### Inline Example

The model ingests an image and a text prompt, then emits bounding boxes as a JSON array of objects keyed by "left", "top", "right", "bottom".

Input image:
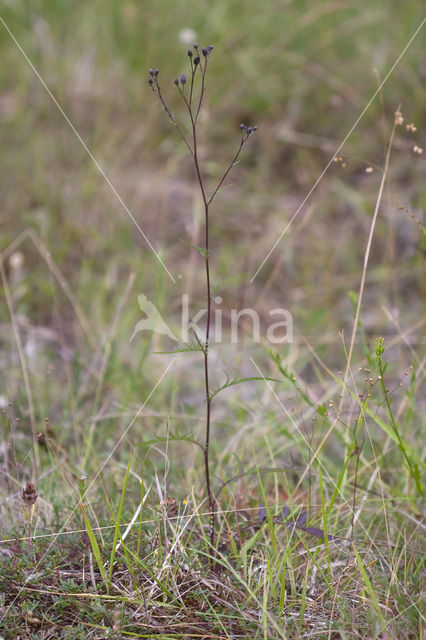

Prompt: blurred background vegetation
[{"left": 0, "top": 0, "right": 424, "bottom": 482}]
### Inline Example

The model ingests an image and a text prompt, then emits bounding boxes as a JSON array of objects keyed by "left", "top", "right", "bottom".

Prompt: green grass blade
[{"left": 108, "top": 455, "right": 132, "bottom": 593}]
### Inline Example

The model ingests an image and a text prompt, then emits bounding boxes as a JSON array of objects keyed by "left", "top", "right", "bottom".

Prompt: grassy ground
[{"left": 0, "top": 1, "right": 425, "bottom": 638}]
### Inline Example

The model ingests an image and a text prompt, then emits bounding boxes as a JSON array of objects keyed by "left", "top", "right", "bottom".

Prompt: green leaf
[
  {"left": 180, "top": 239, "right": 207, "bottom": 257},
  {"left": 353, "top": 544, "right": 385, "bottom": 625},
  {"left": 81, "top": 507, "right": 108, "bottom": 588},
  {"left": 210, "top": 375, "right": 280, "bottom": 401},
  {"left": 153, "top": 344, "right": 204, "bottom": 354},
  {"left": 137, "top": 430, "right": 203, "bottom": 451},
  {"left": 107, "top": 455, "right": 131, "bottom": 594}
]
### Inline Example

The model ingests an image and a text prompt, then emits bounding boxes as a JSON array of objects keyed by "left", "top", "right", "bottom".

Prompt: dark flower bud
[
  {"left": 240, "top": 123, "right": 246, "bottom": 130},
  {"left": 202, "top": 47, "right": 208, "bottom": 57},
  {"left": 148, "top": 78, "right": 153, "bottom": 85},
  {"left": 174, "top": 78, "right": 179, "bottom": 86},
  {"left": 187, "top": 49, "right": 193, "bottom": 57},
  {"left": 154, "top": 69, "right": 159, "bottom": 77},
  {"left": 180, "top": 73, "right": 187, "bottom": 85},
  {"left": 253, "top": 125, "right": 258, "bottom": 131},
  {"left": 208, "top": 45, "right": 214, "bottom": 51},
  {"left": 247, "top": 127, "right": 253, "bottom": 134},
  {"left": 149, "top": 68, "right": 154, "bottom": 76},
  {"left": 193, "top": 43, "right": 198, "bottom": 49},
  {"left": 194, "top": 56, "right": 200, "bottom": 66}
]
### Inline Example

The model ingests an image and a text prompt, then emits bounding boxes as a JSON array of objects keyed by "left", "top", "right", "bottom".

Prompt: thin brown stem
[
  {"left": 149, "top": 48, "right": 256, "bottom": 567},
  {"left": 191, "top": 115, "right": 216, "bottom": 555},
  {"left": 195, "top": 59, "right": 207, "bottom": 124},
  {"left": 208, "top": 139, "right": 245, "bottom": 205},
  {"left": 154, "top": 83, "right": 193, "bottom": 155}
]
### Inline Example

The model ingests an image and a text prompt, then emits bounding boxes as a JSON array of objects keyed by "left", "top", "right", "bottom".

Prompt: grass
[{"left": 0, "top": 1, "right": 425, "bottom": 638}]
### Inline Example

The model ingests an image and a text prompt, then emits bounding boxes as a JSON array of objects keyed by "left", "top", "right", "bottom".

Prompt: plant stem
[
  {"left": 149, "top": 53, "right": 256, "bottom": 563},
  {"left": 191, "top": 120, "right": 216, "bottom": 554},
  {"left": 377, "top": 354, "right": 423, "bottom": 496}
]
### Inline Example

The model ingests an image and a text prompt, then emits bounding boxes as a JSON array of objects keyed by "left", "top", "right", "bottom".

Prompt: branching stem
[{"left": 149, "top": 49, "right": 257, "bottom": 565}]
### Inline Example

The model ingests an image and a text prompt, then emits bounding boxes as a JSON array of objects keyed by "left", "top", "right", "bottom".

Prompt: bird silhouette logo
[{"left": 130, "top": 294, "right": 178, "bottom": 343}]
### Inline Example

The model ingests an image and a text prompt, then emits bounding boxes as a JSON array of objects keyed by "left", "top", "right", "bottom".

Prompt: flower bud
[
  {"left": 240, "top": 123, "right": 246, "bottom": 130},
  {"left": 174, "top": 78, "right": 179, "bottom": 86},
  {"left": 149, "top": 68, "right": 154, "bottom": 76},
  {"left": 202, "top": 47, "right": 208, "bottom": 57},
  {"left": 180, "top": 73, "right": 187, "bottom": 85},
  {"left": 194, "top": 56, "right": 200, "bottom": 66},
  {"left": 187, "top": 49, "right": 193, "bottom": 57}
]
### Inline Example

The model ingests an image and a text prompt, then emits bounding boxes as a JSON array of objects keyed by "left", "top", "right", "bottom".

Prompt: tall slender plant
[{"left": 148, "top": 46, "right": 257, "bottom": 549}]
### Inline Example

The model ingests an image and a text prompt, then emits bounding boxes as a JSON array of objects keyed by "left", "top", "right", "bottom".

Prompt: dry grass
[{"left": 0, "top": 2, "right": 425, "bottom": 638}]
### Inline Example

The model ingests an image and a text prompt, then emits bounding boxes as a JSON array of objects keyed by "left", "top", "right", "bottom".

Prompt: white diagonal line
[
  {"left": 0, "top": 15, "right": 176, "bottom": 283},
  {"left": 1, "top": 504, "right": 424, "bottom": 545},
  {"left": 250, "top": 16, "right": 426, "bottom": 283},
  {"left": 0, "top": 357, "right": 176, "bottom": 623}
]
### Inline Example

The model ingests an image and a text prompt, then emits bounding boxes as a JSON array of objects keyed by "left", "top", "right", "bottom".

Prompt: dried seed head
[
  {"left": 22, "top": 482, "right": 37, "bottom": 508},
  {"left": 394, "top": 109, "right": 404, "bottom": 126},
  {"left": 160, "top": 496, "right": 178, "bottom": 516}
]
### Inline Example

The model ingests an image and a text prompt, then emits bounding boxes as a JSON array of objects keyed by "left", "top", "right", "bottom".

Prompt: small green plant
[
  {"left": 148, "top": 45, "right": 257, "bottom": 552},
  {"left": 375, "top": 337, "right": 424, "bottom": 497}
]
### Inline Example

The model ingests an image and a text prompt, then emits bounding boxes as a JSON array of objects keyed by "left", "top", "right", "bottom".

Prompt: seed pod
[{"left": 22, "top": 482, "right": 37, "bottom": 507}]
